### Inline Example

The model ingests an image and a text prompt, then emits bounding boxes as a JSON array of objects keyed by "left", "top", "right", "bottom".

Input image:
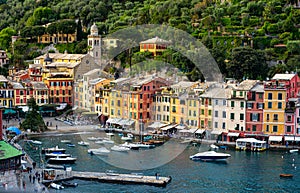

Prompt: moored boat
[
  {"left": 47, "top": 156, "right": 77, "bottom": 164},
  {"left": 88, "top": 147, "right": 110, "bottom": 155},
  {"left": 50, "top": 183, "right": 64, "bottom": 190},
  {"left": 289, "top": 149, "right": 298, "bottom": 153},
  {"left": 42, "top": 146, "right": 66, "bottom": 154},
  {"left": 87, "top": 137, "right": 103, "bottom": 141},
  {"left": 235, "top": 138, "right": 267, "bottom": 152},
  {"left": 190, "top": 151, "right": 231, "bottom": 161},
  {"left": 61, "top": 181, "right": 78, "bottom": 187},
  {"left": 210, "top": 144, "right": 219, "bottom": 150},
  {"left": 67, "top": 144, "right": 75, "bottom": 147},
  {"left": 280, "top": 173, "right": 293, "bottom": 178},
  {"left": 133, "top": 142, "right": 155, "bottom": 148},
  {"left": 30, "top": 140, "right": 42, "bottom": 145},
  {"left": 78, "top": 141, "right": 89, "bottom": 146},
  {"left": 61, "top": 140, "right": 71, "bottom": 143},
  {"left": 120, "top": 142, "right": 140, "bottom": 150},
  {"left": 45, "top": 153, "right": 71, "bottom": 159},
  {"left": 111, "top": 145, "right": 130, "bottom": 152}
]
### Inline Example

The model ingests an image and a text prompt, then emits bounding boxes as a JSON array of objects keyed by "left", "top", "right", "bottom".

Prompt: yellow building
[
  {"left": 263, "top": 87, "right": 286, "bottom": 137},
  {"left": 34, "top": 52, "right": 103, "bottom": 105},
  {"left": 38, "top": 33, "right": 77, "bottom": 44},
  {"left": 154, "top": 87, "right": 172, "bottom": 124},
  {"left": 94, "top": 79, "right": 111, "bottom": 115},
  {"left": 186, "top": 93, "right": 200, "bottom": 128},
  {"left": 140, "top": 36, "right": 170, "bottom": 56}
]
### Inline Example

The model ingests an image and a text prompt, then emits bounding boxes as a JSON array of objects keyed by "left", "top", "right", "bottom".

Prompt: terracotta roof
[{"left": 140, "top": 36, "right": 171, "bottom": 44}]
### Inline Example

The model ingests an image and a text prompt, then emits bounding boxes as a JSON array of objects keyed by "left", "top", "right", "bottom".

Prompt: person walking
[
  {"left": 29, "top": 174, "right": 32, "bottom": 183},
  {"left": 33, "top": 175, "right": 36, "bottom": 184}
]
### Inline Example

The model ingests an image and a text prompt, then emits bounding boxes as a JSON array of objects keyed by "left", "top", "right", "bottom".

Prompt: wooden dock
[{"left": 42, "top": 169, "right": 172, "bottom": 187}]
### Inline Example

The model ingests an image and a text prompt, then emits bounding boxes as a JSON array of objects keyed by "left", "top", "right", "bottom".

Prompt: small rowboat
[{"left": 280, "top": 174, "right": 293, "bottom": 178}]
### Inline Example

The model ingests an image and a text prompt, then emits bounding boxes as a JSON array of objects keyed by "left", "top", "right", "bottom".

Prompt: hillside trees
[
  {"left": 20, "top": 97, "right": 47, "bottom": 132},
  {"left": 227, "top": 47, "right": 269, "bottom": 80}
]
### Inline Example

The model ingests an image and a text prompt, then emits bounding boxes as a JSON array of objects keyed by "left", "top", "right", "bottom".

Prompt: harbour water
[{"left": 22, "top": 131, "right": 300, "bottom": 193}]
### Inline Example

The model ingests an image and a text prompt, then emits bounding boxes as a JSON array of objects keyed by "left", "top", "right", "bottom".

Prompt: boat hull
[
  {"left": 190, "top": 155, "right": 231, "bottom": 161},
  {"left": 47, "top": 158, "right": 77, "bottom": 164}
]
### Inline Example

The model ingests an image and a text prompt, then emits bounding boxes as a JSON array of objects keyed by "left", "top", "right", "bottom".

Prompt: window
[
  {"left": 278, "top": 102, "right": 282, "bottom": 109},
  {"left": 266, "top": 125, "right": 269, "bottom": 132},
  {"left": 201, "top": 109, "right": 204, "bottom": 115},
  {"left": 230, "top": 113, "right": 235, "bottom": 120},
  {"left": 222, "top": 111, "right": 226, "bottom": 118},
  {"left": 240, "top": 113, "right": 244, "bottom": 120},
  {"left": 189, "top": 110, "right": 191, "bottom": 116},
  {"left": 172, "top": 106, "right": 176, "bottom": 112},
  {"left": 231, "top": 101, "right": 235, "bottom": 107},
  {"left": 223, "top": 100, "right": 226, "bottom": 106},
  {"left": 267, "top": 114, "right": 270, "bottom": 121},
  {"left": 252, "top": 125, "right": 257, "bottom": 131},
  {"left": 268, "top": 93, "right": 272, "bottom": 100},
  {"left": 201, "top": 120, "right": 204, "bottom": 127},
  {"left": 214, "top": 111, "right": 218, "bottom": 117},
  {"left": 214, "top": 122, "right": 218, "bottom": 129},
  {"left": 222, "top": 122, "right": 226, "bottom": 129},
  {"left": 239, "top": 91, "right": 243, "bottom": 96},
  {"left": 259, "top": 93, "right": 263, "bottom": 99},
  {"left": 215, "top": 100, "right": 218, "bottom": 105},
  {"left": 287, "top": 115, "right": 292, "bottom": 122},
  {"left": 286, "top": 126, "right": 292, "bottom": 133},
  {"left": 247, "top": 103, "right": 253, "bottom": 109},
  {"left": 240, "top": 102, "right": 244, "bottom": 108},
  {"left": 268, "top": 102, "right": 272, "bottom": 109},
  {"left": 257, "top": 103, "right": 264, "bottom": 109},
  {"left": 209, "top": 99, "right": 212, "bottom": 105},
  {"left": 273, "top": 125, "right": 278, "bottom": 132},
  {"left": 181, "top": 108, "right": 184, "bottom": 114},
  {"left": 278, "top": 93, "right": 282, "bottom": 100},
  {"left": 251, "top": 113, "right": 259, "bottom": 122},
  {"left": 274, "top": 114, "right": 278, "bottom": 121},
  {"left": 208, "top": 110, "right": 212, "bottom": 115}
]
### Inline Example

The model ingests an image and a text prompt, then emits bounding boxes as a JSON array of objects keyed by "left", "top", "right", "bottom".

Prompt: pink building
[{"left": 245, "top": 83, "right": 265, "bottom": 138}]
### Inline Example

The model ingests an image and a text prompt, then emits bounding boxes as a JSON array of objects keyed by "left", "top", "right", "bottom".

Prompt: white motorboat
[
  {"left": 50, "top": 183, "right": 64, "bottom": 190},
  {"left": 121, "top": 134, "right": 133, "bottom": 141},
  {"left": 61, "top": 140, "right": 71, "bottom": 143},
  {"left": 106, "top": 133, "right": 115, "bottom": 136},
  {"left": 78, "top": 141, "right": 90, "bottom": 146},
  {"left": 121, "top": 142, "right": 140, "bottom": 150},
  {"left": 42, "top": 146, "right": 66, "bottom": 154},
  {"left": 87, "top": 137, "right": 103, "bottom": 141},
  {"left": 133, "top": 142, "right": 155, "bottom": 148},
  {"left": 47, "top": 156, "right": 77, "bottom": 164},
  {"left": 190, "top": 151, "right": 231, "bottom": 161},
  {"left": 111, "top": 145, "right": 130, "bottom": 152},
  {"left": 88, "top": 147, "right": 110, "bottom": 155},
  {"left": 27, "top": 140, "right": 42, "bottom": 145},
  {"left": 102, "top": 139, "right": 114, "bottom": 144},
  {"left": 289, "top": 149, "right": 299, "bottom": 153},
  {"left": 95, "top": 140, "right": 104, "bottom": 144},
  {"left": 210, "top": 144, "right": 219, "bottom": 149},
  {"left": 45, "top": 153, "right": 71, "bottom": 159}
]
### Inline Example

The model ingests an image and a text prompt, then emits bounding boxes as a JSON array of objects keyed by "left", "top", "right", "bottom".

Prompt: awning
[
  {"left": 189, "top": 128, "right": 198, "bottom": 133},
  {"left": 179, "top": 129, "right": 190, "bottom": 133},
  {"left": 195, "top": 129, "right": 205, "bottom": 134},
  {"left": 148, "top": 122, "right": 168, "bottom": 129},
  {"left": 106, "top": 118, "right": 114, "bottom": 123},
  {"left": 211, "top": 130, "right": 223, "bottom": 135},
  {"left": 295, "top": 137, "right": 300, "bottom": 141},
  {"left": 285, "top": 136, "right": 296, "bottom": 141},
  {"left": 269, "top": 135, "right": 283, "bottom": 142},
  {"left": 227, "top": 132, "right": 240, "bottom": 137},
  {"left": 161, "top": 125, "right": 177, "bottom": 131},
  {"left": 176, "top": 125, "right": 186, "bottom": 130},
  {"left": 7, "top": 126, "right": 21, "bottom": 135}
]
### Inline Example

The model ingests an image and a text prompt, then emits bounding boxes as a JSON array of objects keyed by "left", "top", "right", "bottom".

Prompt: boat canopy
[{"left": 236, "top": 138, "right": 266, "bottom": 143}]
